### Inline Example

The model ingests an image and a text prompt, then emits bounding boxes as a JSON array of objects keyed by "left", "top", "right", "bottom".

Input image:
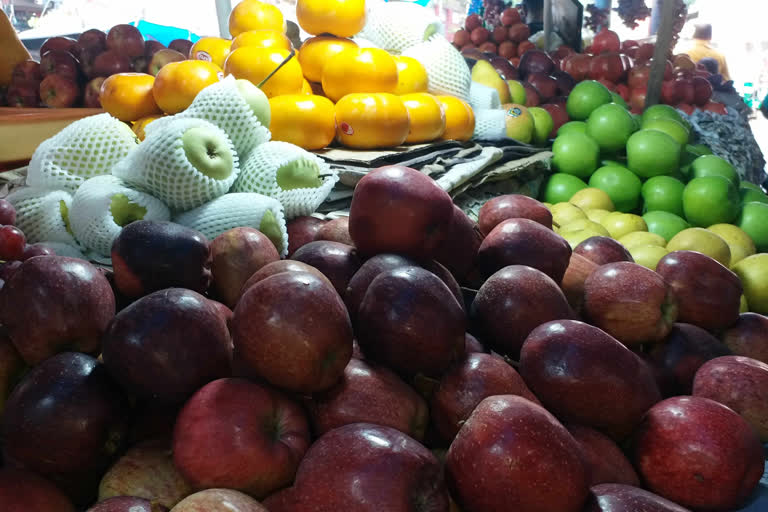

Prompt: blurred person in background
[{"left": 684, "top": 23, "right": 731, "bottom": 81}]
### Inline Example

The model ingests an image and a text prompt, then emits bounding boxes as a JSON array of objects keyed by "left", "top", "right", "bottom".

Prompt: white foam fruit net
[
  {"left": 469, "top": 82, "right": 502, "bottom": 111},
  {"left": 232, "top": 141, "right": 338, "bottom": 220},
  {"left": 6, "top": 187, "right": 79, "bottom": 247},
  {"left": 150, "top": 76, "right": 271, "bottom": 160},
  {"left": 113, "top": 117, "right": 239, "bottom": 212},
  {"left": 402, "top": 35, "right": 471, "bottom": 102},
  {"left": 361, "top": 1, "right": 443, "bottom": 53},
  {"left": 474, "top": 109, "right": 508, "bottom": 141},
  {"left": 70, "top": 175, "right": 171, "bottom": 257},
  {"left": 26, "top": 113, "right": 139, "bottom": 193}
]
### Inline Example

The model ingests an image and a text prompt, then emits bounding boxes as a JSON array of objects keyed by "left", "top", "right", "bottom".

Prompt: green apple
[
  {"left": 600, "top": 211, "right": 647, "bottom": 239},
  {"left": 741, "top": 294, "right": 749, "bottom": 313},
  {"left": 733, "top": 254, "right": 768, "bottom": 314},
  {"left": 182, "top": 126, "right": 234, "bottom": 180},
  {"left": 740, "top": 181, "right": 764, "bottom": 193},
  {"left": 586, "top": 103, "right": 636, "bottom": 153},
  {"left": 667, "top": 227, "right": 731, "bottom": 267},
  {"left": 504, "top": 104, "right": 534, "bottom": 143},
  {"left": 601, "top": 159, "right": 625, "bottom": 168},
  {"left": 566, "top": 80, "right": 612, "bottom": 121},
  {"left": 643, "top": 210, "right": 690, "bottom": 242},
  {"left": 588, "top": 165, "right": 642, "bottom": 213},
  {"left": 507, "top": 80, "right": 527, "bottom": 105},
  {"left": 707, "top": 223, "right": 756, "bottom": 267},
  {"left": 683, "top": 176, "right": 740, "bottom": 227},
  {"left": 626, "top": 129, "right": 681, "bottom": 178},
  {"left": 618, "top": 231, "right": 667, "bottom": 249},
  {"left": 551, "top": 202, "right": 587, "bottom": 229},
  {"left": 585, "top": 208, "right": 611, "bottom": 223},
  {"left": 689, "top": 143, "right": 713, "bottom": 155},
  {"left": 552, "top": 132, "right": 600, "bottom": 178},
  {"left": 276, "top": 158, "right": 322, "bottom": 190},
  {"left": 691, "top": 155, "right": 739, "bottom": 187},
  {"left": 610, "top": 92, "right": 629, "bottom": 110},
  {"left": 640, "top": 118, "right": 689, "bottom": 146},
  {"left": 259, "top": 209, "right": 285, "bottom": 254},
  {"left": 641, "top": 176, "right": 685, "bottom": 217},
  {"left": 641, "top": 104, "right": 684, "bottom": 125},
  {"left": 560, "top": 218, "right": 610, "bottom": 237},
  {"left": 738, "top": 201, "right": 768, "bottom": 252},
  {"left": 542, "top": 173, "right": 588, "bottom": 203},
  {"left": 235, "top": 79, "right": 271, "bottom": 128},
  {"left": 110, "top": 194, "right": 148, "bottom": 227},
  {"left": 528, "top": 107, "right": 554, "bottom": 146},
  {"left": 740, "top": 188, "right": 768, "bottom": 205},
  {"left": 557, "top": 121, "right": 587, "bottom": 136},
  {"left": 629, "top": 245, "right": 669, "bottom": 271},
  {"left": 569, "top": 187, "right": 614, "bottom": 212}
]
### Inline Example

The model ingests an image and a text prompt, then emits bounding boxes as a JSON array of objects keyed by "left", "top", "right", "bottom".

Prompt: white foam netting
[
  {"left": 361, "top": 1, "right": 444, "bottom": 54},
  {"left": 148, "top": 76, "right": 271, "bottom": 160},
  {"left": 69, "top": 175, "right": 171, "bottom": 257},
  {"left": 174, "top": 192, "right": 288, "bottom": 256},
  {"left": 401, "top": 35, "right": 471, "bottom": 102},
  {"left": 232, "top": 141, "right": 338, "bottom": 220},
  {"left": 469, "top": 82, "right": 502, "bottom": 111},
  {"left": 38, "top": 242, "right": 87, "bottom": 260},
  {"left": 113, "top": 117, "right": 239, "bottom": 212},
  {"left": 26, "top": 113, "right": 138, "bottom": 193},
  {"left": 474, "top": 109, "right": 507, "bottom": 141},
  {"left": 6, "top": 187, "right": 79, "bottom": 247}
]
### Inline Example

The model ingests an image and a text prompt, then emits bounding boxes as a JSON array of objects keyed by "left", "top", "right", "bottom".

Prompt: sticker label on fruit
[
  {"left": 340, "top": 122, "right": 354, "bottom": 136},
  {"left": 506, "top": 106, "right": 524, "bottom": 119},
  {"left": 196, "top": 51, "right": 213, "bottom": 63}
]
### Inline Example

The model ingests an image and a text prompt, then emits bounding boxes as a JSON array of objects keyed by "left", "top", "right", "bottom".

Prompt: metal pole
[
  {"left": 543, "top": 0, "right": 552, "bottom": 51},
  {"left": 215, "top": 0, "right": 232, "bottom": 38},
  {"left": 645, "top": 0, "right": 679, "bottom": 108}
]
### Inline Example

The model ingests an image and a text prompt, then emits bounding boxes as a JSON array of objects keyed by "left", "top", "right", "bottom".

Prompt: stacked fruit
[
  {"left": 452, "top": 9, "right": 534, "bottom": 64},
  {"left": 1, "top": 163, "right": 768, "bottom": 512},
  {"left": 0, "top": 199, "right": 58, "bottom": 287}
]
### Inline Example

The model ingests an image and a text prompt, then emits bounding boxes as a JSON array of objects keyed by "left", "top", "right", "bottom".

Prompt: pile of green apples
[{"left": 540, "top": 80, "right": 768, "bottom": 312}]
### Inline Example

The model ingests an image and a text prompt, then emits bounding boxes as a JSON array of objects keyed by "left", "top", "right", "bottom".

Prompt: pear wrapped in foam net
[
  {"left": 361, "top": 1, "right": 443, "bottom": 53},
  {"left": 473, "top": 109, "right": 508, "bottom": 141},
  {"left": 26, "top": 113, "right": 138, "bottom": 193},
  {"left": 469, "top": 82, "right": 502, "bottom": 111},
  {"left": 113, "top": 117, "right": 239, "bottom": 212},
  {"left": 6, "top": 187, "right": 79, "bottom": 247},
  {"left": 174, "top": 192, "right": 288, "bottom": 256},
  {"left": 148, "top": 76, "right": 270, "bottom": 159},
  {"left": 401, "top": 35, "right": 471, "bottom": 102},
  {"left": 38, "top": 242, "right": 88, "bottom": 260},
  {"left": 69, "top": 175, "right": 171, "bottom": 257},
  {"left": 232, "top": 141, "right": 338, "bottom": 220}
]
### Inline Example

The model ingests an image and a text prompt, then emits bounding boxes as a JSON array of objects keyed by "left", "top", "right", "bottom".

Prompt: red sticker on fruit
[
  {"left": 340, "top": 122, "right": 354, "bottom": 135},
  {"left": 196, "top": 51, "right": 212, "bottom": 62}
]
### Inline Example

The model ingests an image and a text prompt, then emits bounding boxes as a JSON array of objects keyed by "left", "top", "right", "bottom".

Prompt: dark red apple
[
  {"left": 541, "top": 103, "right": 569, "bottom": 137},
  {"left": 500, "top": 7, "right": 522, "bottom": 26},
  {"left": 291, "top": 240, "right": 361, "bottom": 298},
  {"left": 309, "top": 357, "right": 428, "bottom": 440},
  {"left": 348, "top": 165, "right": 454, "bottom": 260},
  {"left": 634, "top": 43, "right": 655, "bottom": 63},
  {"left": 11, "top": 59, "right": 42, "bottom": 82},
  {"left": 563, "top": 53, "right": 592, "bottom": 81},
  {"left": 518, "top": 48, "right": 555, "bottom": 77},
  {"left": 98, "top": 440, "right": 192, "bottom": 509},
  {"left": 238, "top": 260, "right": 332, "bottom": 301},
  {"left": 477, "top": 218, "right": 571, "bottom": 282},
  {"left": 78, "top": 29, "right": 107, "bottom": 53},
  {"left": 551, "top": 69, "right": 576, "bottom": 95},
  {"left": 0, "top": 256, "right": 114, "bottom": 365},
  {"left": 356, "top": 266, "right": 465, "bottom": 378},
  {"left": 107, "top": 24, "right": 145, "bottom": 58},
  {"left": 144, "top": 40, "right": 166, "bottom": 58},
  {"left": 86, "top": 497, "right": 162, "bottom": 512},
  {"left": 446, "top": 395, "right": 589, "bottom": 512},
  {"left": 168, "top": 39, "right": 194, "bottom": 57},
  {"left": 83, "top": 76, "right": 105, "bottom": 108},
  {"left": 521, "top": 319, "right": 661, "bottom": 440},
  {"left": 431, "top": 352, "right": 539, "bottom": 441},
  {"left": 210, "top": 227, "right": 280, "bottom": 308},
  {"left": 675, "top": 77, "right": 695, "bottom": 104},
  {"left": 0, "top": 468, "right": 76, "bottom": 512},
  {"left": 453, "top": 29, "right": 470, "bottom": 47},
  {"left": 147, "top": 48, "right": 187, "bottom": 77},
  {"left": 489, "top": 56, "right": 518, "bottom": 80},
  {"left": 102, "top": 288, "right": 231, "bottom": 403},
  {"left": 6, "top": 82, "right": 40, "bottom": 107},
  {"left": 111, "top": 220, "right": 212, "bottom": 298},
  {"left": 567, "top": 425, "right": 640, "bottom": 486},
  {"left": 585, "top": 484, "right": 692, "bottom": 512},
  {"left": 0, "top": 331, "right": 25, "bottom": 415},
  {"left": 655, "top": 250, "right": 742, "bottom": 331},
  {"left": 285, "top": 215, "right": 326, "bottom": 256},
  {"left": 314, "top": 216, "right": 353, "bottom": 245},
  {"left": 497, "top": 41, "right": 517, "bottom": 60},
  {"left": 478, "top": 41, "right": 497, "bottom": 54},
  {"left": 40, "top": 49, "right": 80, "bottom": 81},
  {"left": 629, "top": 86, "right": 647, "bottom": 113},
  {"left": 523, "top": 82, "right": 541, "bottom": 106},
  {"left": 40, "top": 73, "right": 80, "bottom": 108},
  {"left": 628, "top": 63, "right": 651, "bottom": 90},
  {"left": 632, "top": 396, "right": 764, "bottom": 511},
  {"left": 1, "top": 352, "right": 128, "bottom": 503},
  {"left": 526, "top": 72, "right": 558, "bottom": 101},
  {"left": 583, "top": 262, "right": 677, "bottom": 347},
  {"left": 702, "top": 100, "right": 727, "bottom": 114},
  {"left": 693, "top": 355, "right": 768, "bottom": 441},
  {"left": 433, "top": 204, "right": 484, "bottom": 282},
  {"left": 344, "top": 253, "right": 419, "bottom": 320},
  {"left": 574, "top": 236, "right": 634, "bottom": 266},
  {"left": 232, "top": 271, "right": 353, "bottom": 392},
  {"left": 596, "top": 77, "right": 616, "bottom": 91},
  {"left": 560, "top": 252, "right": 600, "bottom": 313},
  {"left": 91, "top": 50, "right": 134, "bottom": 78},
  {"left": 615, "top": 82, "right": 630, "bottom": 102},
  {"left": 721, "top": 312, "right": 768, "bottom": 363},
  {"left": 507, "top": 23, "right": 531, "bottom": 44},
  {"left": 660, "top": 79, "right": 680, "bottom": 105},
  {"left": 692, "top": 75, "right": 713, "bottom": 106},
  {"left": 173, "top": 378, "right": 310, "bottom": 499},
  {"left": 132, "top": 55, "right": 149, "bottom": 74},
  {"left": 464, "top": 332, "right": 486, "bottom": 354},
  {"left": 471, "top": 265, "right": 573, "bottom": 358},
  {"left": 592, "top": 28, "right": 621, "bottom": 54},
  {"left": 264, "top": 423, "right": 448, "bottom": 511},
  {"left": 470, "top": 27, "right": 489, "bottom": 46},
  {"left": 40, "top": 36, "right": 80, "bottom": 57},
  {"left": 172, "top": 489, "right": 267, "bottom": 511},
  {"left": 589, "top": 53, "right": 625, "bottom": 84}
]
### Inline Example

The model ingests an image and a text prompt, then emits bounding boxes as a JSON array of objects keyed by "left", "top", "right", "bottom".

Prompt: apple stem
[{"left": 257, "top": 49, "right": 296, "bottom": 89}]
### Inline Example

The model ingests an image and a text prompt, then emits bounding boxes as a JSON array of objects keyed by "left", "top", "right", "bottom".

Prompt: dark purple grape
[
  {"left": 0, "top": 199, "right": 16, "bottom": 226},
  {"left": 22, "top": 243, "right": 56, "bottom": 260},
  {"left": 0, "top": 225, "right": 26, "bottom": 261}
]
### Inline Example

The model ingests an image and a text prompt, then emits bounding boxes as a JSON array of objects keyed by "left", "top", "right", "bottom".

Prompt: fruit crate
[{"left": 0, "top": 107, "right": 103, "bottom": 171}]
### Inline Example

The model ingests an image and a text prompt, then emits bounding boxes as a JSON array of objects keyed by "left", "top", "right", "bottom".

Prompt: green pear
[
  {"left": 276, "top": 158, "right": 323, "bottom": 190},
  {"left": 235, "top": 79, "right": 271, "bottom": 128},
  {"left": 507, "top": 80, "right": 526, "bottom": 105},
  {"left": 471, "top": 60, "right": 510, "bottom": 104},
  {"left": 259, "top": 209, "right": 284, "bottom": 254},
  {"left": 59, "top": 200, "right": 73, "bottom": 235},
  {"left": 109, "top": 194, "right": 147, "bottom": 227},
  {"left": 182, "top": 127, "right": 234, "bottom": 180}
]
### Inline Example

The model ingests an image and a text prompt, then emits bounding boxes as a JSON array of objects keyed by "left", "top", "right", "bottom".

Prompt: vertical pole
[
  {"left": 649, "top": 0, "right": 663, "bottom": 35},
  {"left": 216, "top": 0, "right": 233, "bottom": 38},
  {"left": 645, "top": 0, "right": 679, "bottom": 108},
  {"left": 543, "top": 0, "right": 553, "bottom": 51}
]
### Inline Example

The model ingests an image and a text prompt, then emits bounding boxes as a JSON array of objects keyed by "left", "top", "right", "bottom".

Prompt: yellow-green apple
[
  {"left": 629, "top": 245, "right": 668, "bottom": 270},
  {"left": 172, "top": 378, "right": 310, "bottom": 499},
  {"left": 148, "top": 49, "right": 186, "bottom": 76},
  {"left": 600, "top": 211, "right": 647, "bottom": 239},
  {"left": 666, "top": 227, "right": 731, "bottom": 267},
  {"left": 733, "top": 253, "right": 768, "bottom": 314},
  {"left": 632, "top": 396, "right": 764, "bottom": 511},
  {"left": 566, "top": 425, "right": 640, "bottom": 486},
  {"left": 707, "top": 223, "right": 755, "bottom": 267},
  {"left": 171, "top": 489, "right": 268, "bottom": 511},
  {"left": 291, "top": 240, "right": 361, "bottom": 297},
  {"left": 520, "top": 319, "right": 661, "bottom": 440},
  {"left": 446, "top": 395, "right": 589, "bottom": 512},
  {"left": 720, "top": 313, "right": 768, "bottom": 363}
]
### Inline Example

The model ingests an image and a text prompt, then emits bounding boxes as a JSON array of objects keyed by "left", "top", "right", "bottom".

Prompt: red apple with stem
[{"left": 107, "top": 24, "right": 145, "bottom": 58}]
